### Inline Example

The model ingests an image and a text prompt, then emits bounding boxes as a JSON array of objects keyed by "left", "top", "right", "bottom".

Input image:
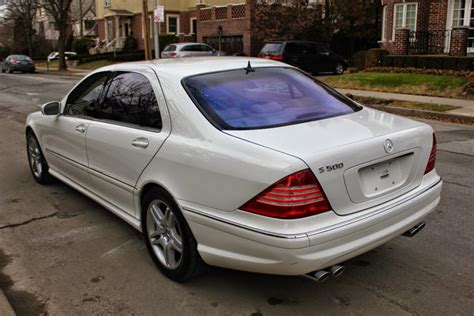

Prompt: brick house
[
  {"left": 380, "top": 0, "right": 473, "bottom": 56},
  {"left": 94, "top": 0, "right": 261, "bottom": 55}
]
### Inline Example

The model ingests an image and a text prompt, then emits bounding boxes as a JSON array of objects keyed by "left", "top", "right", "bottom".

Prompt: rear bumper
[
  {"left": 10, "top": 64, "right": 35, "bottom": 72},
  {"left": 181, "top": 178, "right": 442, "bottom": 276}
]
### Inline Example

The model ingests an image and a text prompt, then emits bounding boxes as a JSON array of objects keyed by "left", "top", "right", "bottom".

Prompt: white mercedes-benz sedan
[{"left": 25, "top": 57, "right": 442, "bottom": 282}]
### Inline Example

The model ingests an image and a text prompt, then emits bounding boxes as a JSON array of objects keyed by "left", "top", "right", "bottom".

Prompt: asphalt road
[{"left": 0, "top": 73, "right": 473, "bottom": 315}]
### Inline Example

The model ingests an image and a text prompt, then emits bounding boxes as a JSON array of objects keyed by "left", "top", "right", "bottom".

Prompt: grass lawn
[
  {"left": 322, "top": 72, "right": 469, "bottom": 99},
  {"left": 35, "top": 60, "right": 58, "bottom": 68},
  {"left": 354, "top": 96, "right": 461, "bottom": 112}
]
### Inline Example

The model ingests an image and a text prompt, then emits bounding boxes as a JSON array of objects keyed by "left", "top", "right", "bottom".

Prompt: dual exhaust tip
[{"left": 304, "top": 265, "right": 345, "bottom": 283}]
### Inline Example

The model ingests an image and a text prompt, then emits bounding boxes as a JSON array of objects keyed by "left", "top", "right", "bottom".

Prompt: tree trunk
[{"left": 57, "top": 29, "right": 67, "bottom": 71}]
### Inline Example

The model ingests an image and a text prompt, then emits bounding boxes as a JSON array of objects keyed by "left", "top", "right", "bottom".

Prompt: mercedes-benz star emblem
[{"left": 384, "top": 139, "right": 394, "bottom": 154}]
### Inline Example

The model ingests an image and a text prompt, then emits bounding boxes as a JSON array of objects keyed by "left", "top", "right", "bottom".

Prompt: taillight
[
  {"left": 424, "top": 134, "right": 437, "bottom": 174},
  {"left": 169, "top": 52, "right": 177, "bottom": 57},
  {"left": 264, "top": 55, "right": 285, "bottom": 60},
  {"left": 10, "top": 60, "right": 17, "bottom": 64},
  {"left": 240, "top": 169, "right": 331, "bottom": 219}
]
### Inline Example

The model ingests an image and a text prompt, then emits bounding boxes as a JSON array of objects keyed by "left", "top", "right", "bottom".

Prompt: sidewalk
[{"left": 337, "top": 88, "right": 474, "bottom": 117}]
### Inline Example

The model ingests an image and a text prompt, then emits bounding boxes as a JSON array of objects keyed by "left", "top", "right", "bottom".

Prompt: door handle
[
  {"left": 131, "top": 137, "right": 149, "bottom": 149},
  {"left": 75, "top": 124, "right": 86, "bottom": 134}
]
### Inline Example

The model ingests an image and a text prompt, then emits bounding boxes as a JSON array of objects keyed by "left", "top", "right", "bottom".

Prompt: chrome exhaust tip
[
  {"left": 402, "top": 222, "right": 426, "bottom": 238},
  {"left": 303, "top": 270, "right": 331, "bottom": 283},
  {"left": 329, "top": 265, "right": 345, "bottom": 278}
]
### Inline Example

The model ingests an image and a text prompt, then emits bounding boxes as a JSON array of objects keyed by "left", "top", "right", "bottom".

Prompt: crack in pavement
[
  {"left": 443, "top": 180, "right": 473, "bottom": 189},
  {"left": 0, "top": 212, "right": 58, "bottom": 230},
  {"left": 437, "top": 149, "right": 474, "bottom": 158}
]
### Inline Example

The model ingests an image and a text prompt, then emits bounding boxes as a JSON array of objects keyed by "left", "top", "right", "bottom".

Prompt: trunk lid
[{"left": 226, "top": 108, "right": 434, "bottom": 215}]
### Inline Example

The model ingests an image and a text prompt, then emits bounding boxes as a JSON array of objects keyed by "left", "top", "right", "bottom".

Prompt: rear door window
[
  {"left": 183, "top": 67, "right": 360, "bottom": 130},
  {"left": 100, "top": 72, "right": 162, "bottom": 129}
]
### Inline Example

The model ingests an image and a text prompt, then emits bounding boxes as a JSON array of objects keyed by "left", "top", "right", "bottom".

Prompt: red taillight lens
[
  {"left": 424, "top": 134, "right": 437, "bottom": 174},
  {"left": 10, "top": 60, "right": 17, "bottom": 64},
  {"left": 169, "top": 52, "right": 177, "bottom": 57},
  {"left": 265, "top": 55, "right": 285, "bottom": 60},
  {"left": 240, "top": 169, "right": 331, "bottom": 219}
]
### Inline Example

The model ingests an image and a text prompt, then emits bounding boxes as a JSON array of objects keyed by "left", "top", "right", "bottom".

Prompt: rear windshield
[
  {"left": 163, "top": 45, "right": 176, "bottom": 52},
  {"left": 11, "top": 55, "right": 31, "bottom": 61},
  {"left": 260, "top": 43, "right": 283, "bottom": 55},
  {"left": 183, "top": 67, "right": 360, "bottom": 130}
]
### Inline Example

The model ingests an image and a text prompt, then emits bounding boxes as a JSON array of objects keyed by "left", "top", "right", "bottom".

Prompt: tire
[
  {"left": 6, "top": 66, "right": 12, "bottom": 74},
  {"left": 1, "top": 67, "right": 5, "bottom": 73},
  {"left": 26, "top": 131, "right": 53, "bottom": 184},
  {"left": 142, "top": 187, "right": 207, "bottom": 282},
  {"left": 334, "top": 63, "right": 345, "bottom": 75}
]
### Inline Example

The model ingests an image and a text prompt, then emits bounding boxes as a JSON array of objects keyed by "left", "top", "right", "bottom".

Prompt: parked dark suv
[{"left": 258, "top": 41, "right": 347, "bottom": 75}]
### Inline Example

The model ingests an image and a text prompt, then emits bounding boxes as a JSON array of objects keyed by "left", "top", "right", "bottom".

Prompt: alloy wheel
[
  {"left": 335, "top": 64, "right": 344, "bottom": 75},
  {"left": 146, "top": 199, "right": 183, "bottom": 270},
  {"left": 28, "top": 136, "right": 43, "bottom": 179}
]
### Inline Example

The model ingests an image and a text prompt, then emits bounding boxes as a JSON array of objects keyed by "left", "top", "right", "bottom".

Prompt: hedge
[
  {"left": 381, "top": 55, "right": 474, "bottom": 71},
  {"left": 364, "top": 67, "right": 472, "bottom": 78}
]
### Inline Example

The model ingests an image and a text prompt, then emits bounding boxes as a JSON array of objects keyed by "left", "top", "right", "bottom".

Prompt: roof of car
[
  {"left": 95, "top": 57, "right": 288, "bottom": 80},
  {"left": 170, "top": 42, "right": 209, "bottom": 47}
]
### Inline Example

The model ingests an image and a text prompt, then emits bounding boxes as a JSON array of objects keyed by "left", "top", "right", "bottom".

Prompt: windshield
[{"left": 183, "top": 67, "right": 360, "bottom": 130}]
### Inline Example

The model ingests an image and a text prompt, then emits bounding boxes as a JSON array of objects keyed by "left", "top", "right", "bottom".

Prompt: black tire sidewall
[{"left": 141, "top": 187, "right": 200, "bottom": 282}]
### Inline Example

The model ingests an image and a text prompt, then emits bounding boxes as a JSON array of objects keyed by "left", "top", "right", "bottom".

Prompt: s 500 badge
[{"left": 319, "top": 163, "right": 344, "bottom": 174}]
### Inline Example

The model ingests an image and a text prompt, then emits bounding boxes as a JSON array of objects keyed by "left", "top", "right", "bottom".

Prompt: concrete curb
[
  {"left": 366, "top": 104, "right": 474, "bottom": 124},
  {"left": 0, "top": 289, "right": 16, "bottom": 316}
]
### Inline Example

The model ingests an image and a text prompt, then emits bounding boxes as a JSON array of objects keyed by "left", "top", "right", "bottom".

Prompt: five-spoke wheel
[{"left": 142, "top": 187, "right": 206, "bottom": 282}]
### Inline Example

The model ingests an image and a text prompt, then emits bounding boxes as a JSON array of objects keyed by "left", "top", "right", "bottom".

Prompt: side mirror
[{"left": 41, "top": 101, "right": 60, "bottom": 116}]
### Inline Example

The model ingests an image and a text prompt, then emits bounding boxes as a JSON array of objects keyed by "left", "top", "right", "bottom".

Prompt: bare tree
[
  {"left": 41, "top": 0, "right": 73, "bottom": 70},
  {"left": 5, "top": 0, "right": 39, "bottom": 57}
]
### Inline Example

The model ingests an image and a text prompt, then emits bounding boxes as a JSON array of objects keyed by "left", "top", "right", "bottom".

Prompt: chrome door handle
[
  {"left": 75, "top": 124, "right": 86, "bottom": 134},
  {"left": 131, "top": 137, "right": 149, "bottom": 149}
]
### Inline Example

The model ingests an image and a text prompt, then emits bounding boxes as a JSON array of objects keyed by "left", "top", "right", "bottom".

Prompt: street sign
[{"left": 154, "top": 6, "right": 164, "bottom": 23}]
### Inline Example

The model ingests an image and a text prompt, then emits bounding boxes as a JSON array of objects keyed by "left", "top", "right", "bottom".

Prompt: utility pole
[
  {"left": 79, "top": 0, "right": 83, "bottom": 37},
  {"left": 153, "top": 0, "right": 160, "bottom": 59},
  {"left": 142, "top": 0, "right": 151, "bottom": 60}
]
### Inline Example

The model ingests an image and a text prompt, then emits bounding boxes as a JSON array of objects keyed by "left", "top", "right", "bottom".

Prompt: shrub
[
  {"left": 363, "top": 67, "right": 472, "bottom": 78},
  {"left": 381, "top": 55, "right": 474, "bottom": 71},
  {"left": 365, "top": 48, "right": 389, "bottom": 68},
  {"left": 0, "top": 46, "right": 11, "bottom": 59},
  {"left": 73, "top": 37, "right": 94, "bottom": 55},
  {"left": 349, "top": 50, "right": 368, "bottom": 70}
]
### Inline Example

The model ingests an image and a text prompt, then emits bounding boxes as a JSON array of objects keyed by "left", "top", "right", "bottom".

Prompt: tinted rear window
[
  {"left": 11, "top": 55, "right": 31, "bottom": 61},
  {"left": 183, "top": 67, "right": 360, "bottom": 130},
  {"left": 260, "top": 43, "right": 283, "bottom": 55},
  {"left": 164, "top": 45, "right": 176, "bottom": 52}
]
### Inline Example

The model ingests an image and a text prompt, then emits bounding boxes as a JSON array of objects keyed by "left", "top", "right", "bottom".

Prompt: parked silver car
[{"left": 161, "top": 43, "right": 218, "bottom": 58}]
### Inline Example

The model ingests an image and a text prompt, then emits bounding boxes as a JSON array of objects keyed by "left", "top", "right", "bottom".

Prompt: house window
[
  {"left": 167, "top": 15, "right": 179, "bottom": 34},
  {"left": 452, "top": 0, "right": 466, "bottom": 26},
  {"left": 104, "top": 0, "right": 111, "bottom": 7},
  {"left": 393, "top": 3, "right": 417, "bottom": 34},
  {"left": 190, "top": 17, "right": 197, "bottom": 34}
]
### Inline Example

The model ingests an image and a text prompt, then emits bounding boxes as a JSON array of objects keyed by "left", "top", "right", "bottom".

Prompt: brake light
[
  {"left": 10, "top": 60, "right": 17, "bottom": 64},
  {"left": 424, "top": 134, "right": 437, "bottom": 174},
  {"left": 240, "top": 169, "right": 331, "bottom": 219},
  {"left": 262, "top": 55, "right": 285, "bottom": 61},
  {"left": 169, "top": 52, "right": 177, "bottom": 57}
]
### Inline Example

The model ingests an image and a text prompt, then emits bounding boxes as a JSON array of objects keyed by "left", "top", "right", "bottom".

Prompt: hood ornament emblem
[{"left": 384, "top": 139, "right": 394, "bottom": 154}]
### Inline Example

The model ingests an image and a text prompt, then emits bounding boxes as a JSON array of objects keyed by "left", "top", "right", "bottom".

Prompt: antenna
[{"left": 244, "top": 60, "right": 255, "bottom": 75}]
